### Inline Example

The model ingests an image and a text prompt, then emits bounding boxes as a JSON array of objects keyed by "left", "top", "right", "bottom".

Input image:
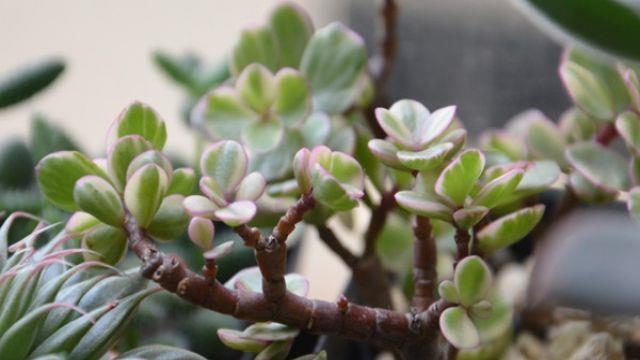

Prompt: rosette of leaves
[
  {"left": 438, "top": 256, "right": 496, "bottom": 349},
  {"left": 192, "top": 64, "right": 313, "bottom": 153},
  {"left": 367, "top": 99, "right": 466, "bottom": 173},
  {"left": 36, "top": 102, "right": 195, "bottom": 265},
  {"left": 217, "top": 267, "right": 309, "bottom": 359},
  {"left": 293, "top": 145, "right": 365, "bottom": 211},
  {"left": 395, "top": 148, "right": 549, "bottom": 252},
  {"left": 0, "top": 213, "right": 204, "bottom": 360},
  {"left": 183, "top": 140, "right": 266, "bottom": 227}
]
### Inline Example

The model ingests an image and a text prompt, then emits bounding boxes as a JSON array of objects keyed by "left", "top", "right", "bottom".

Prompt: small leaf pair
[
  {"left": 293, "top": 146, "right": 364, "bottom": 211},
  {"left": 439, "top": 256, "right": 493, "bottom": 349},
  {"left": 192, "top": 64, "right": 311, "bottom": 152},
  {"left": 183, "top": 140, "right": 266, "bottom": 226},
  {"left": 368, "top": 99, "right": 464, "bottom": 172}
]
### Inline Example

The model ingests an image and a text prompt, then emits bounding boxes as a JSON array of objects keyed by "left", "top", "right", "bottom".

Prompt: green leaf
[
  {"left": 109, "top": 102, "right": 167, "bottom": 150},
  {"left": 0, "top": 58, "right": 65, "bottom": 109},
  {"left": 107, "top": 135, "right": 154, "bottom": 191},
  {"left": 204, "top": 241, "right": 235, "bottom": 261},
  {"left": 566, "top": 141, "right": 630, "bottom": 191},
  {"left": 440, "top": 306, "right": 481, "bottom": 349},
  {"left": 192, "top": 87, "right": 257, "bottom": 140},
  {"left": 273, "top": 68, "right": 310, "bottom": 127},
  {"left": 242, "top": 322, "right": 299, "bottom": 341},
  {"left": 420, "top": 106, "right": 457, "bottom": 147},
  {"left": 188, "top": 217, "right": 214, "bottom": 250},
  {"left": 269, "top": 3, "right": 313, "bottom": 68},
  {"left": 368, "top": 139, "right": 404, "bottom": 170},
  {"left": 0, "top": 138, "right": 34, "bottom": 190},
  {"left": 435, "top": 149, "right": 485, "bottom": 206},
  {"left": 300, "top": 112, "right": 331, "bottom": 147},
  {"left": 514, "top": 160, "right": 561, "bottom": 193},
  {"left": 200, "top": 140, "right": 248, "bottom": 195},
  {"left": 183, "top": 195, "right": 218, "bottom": 219},
  {"left": 310, "top": 146, "right": 364, "bottom": 211},
  {"left": 527, "top": 116, "right": 567, "bottom": 165},
  {"left": 215, "top": 200, "right": 257, "bottom": 227},
  {"left": 453, "top": 206, "right": 489, "bottom": 231},
  {"left": 231, "top": 26, "right": 279, "bottom": 76},
  {"left": 558, "top": 107, "right": 598, "bottom": 143},
  {"left": 469, "top": 300, "right": 493, "bottom": 320},
  {"left": 147, "top": 194, "right": 189, "bottom": 241},
  {"left": 454, "top": 255, "right": 492, "bottom": 306},
  {"left": 152, "top": 51, "right": 200, "bottom": 91},
  {"left": 235, "top": 172, "right": 266, "bottom": 202},
  {"left": 394, "top": 191, "right": 452, "bottom": 221},
  {"left": 82, "top": 224, "right": 128, "bottom": 265},
  {"left": 438, "top": 280, "right": 460, "bottom": 304},
  {"left": 124, "top": 164, "right": 168, "bottom": 228},
  {"left": 623, "top": 67, "right": 640, "bottom": 112},
  {"left": 560, "top": 61, "right": 616, "bottom": 121},
  {"left": 218, "top": 328, "right": 269, "bottom": 353},
  {"left": 397, "top": 143, "right": 454, "bottom": 171},
  {"left": 293, "top": 148, "right": 312, "bottom": 194},
  {"left": 256, "top": 340, "right": 293, "bottom": 360},
  {"left": 627, "top": 187, "right": 640, "bottom": 222},
  {"left": 300, "top": 22, "right": 366, "bottom": 114},
  {"left": 513, "top": 0, "right": 640, "bottom": 62},
  {"left": 284, "top": 273, "right": 309, "bottom": 297},
  {"left": 65, "top": 212, "right": 100, "bottom": 235},
  {"left": 167, "top": 167, "right": 195, "bottom": 196},
  {"left": 73, "top": 175, "right": 124, "bottom": 227},
  {"left": 116, "top": 345, "right": 207, "bottom": 360},
  {"left": 236, "top": 63, "right": 275, "bottom": 113},
  {"left": 477, "top": 205, "right": 545, "bottom": 252},
  {"left": 569, "top": 172, "right": 618, "bottom": 203},
  {"left": 242, "top": 118, "right": 284, "bottom": 153},
  {"left": 375, "top": 102, "right": 423, "bottom": 148},
  {"left": 36, "top": 151, "right": 109, "bottom": 211},
  {"left": 199, "top": 176, "right": 227, "bottom": 207},
  {"left": 473, "top": 169, "right": 524, "bottom": 209},
  {"left": 125, "top": 150, "right": 173, "bottom": 181},
  {"left": 615, "top": 111, "right": 640, "bottom": 154}
]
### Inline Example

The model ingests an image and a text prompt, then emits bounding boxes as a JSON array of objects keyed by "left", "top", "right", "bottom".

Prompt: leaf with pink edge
[
  {"left": 215, "top": 200, "right": 257, "bottom": 226},
  {"left": 440, "top": 306, "right": 480, "bottom": 349}
]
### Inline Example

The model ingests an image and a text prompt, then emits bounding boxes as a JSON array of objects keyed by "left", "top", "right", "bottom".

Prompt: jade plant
[{"left": 5, "top": 0, "right": 640, "bottom": 359}]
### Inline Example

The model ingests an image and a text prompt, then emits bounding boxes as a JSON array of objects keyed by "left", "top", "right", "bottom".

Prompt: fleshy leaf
[
  {"left": 397, "top": 143, "right": 454, "bottom": 171},
  {"left": 199, "top": 176, "right": 227, "bottom": 207},
  {"left": 115, "top": 345, "right": 206, "bottom": 360},
  {"left": 566, "top": 141, "right": 630, "bottom": 191},
  {"left": 569, "top": 172, "right": 618, "bottom": 203},
  {"left": 514, "top": 160, "right": 561, "bottom": 193},
  {"left": 293, "top": 148, "right": 312, "bottom": 193},
  {"left": 440, "top": 306, "right": 481, "bottom": 349},
  {"left": 394, "top": 191, "right": 452, "bottom": 221},
  {"left": 147, "top": 194, "right": 189, "bottom": 241},
  {"left": 368, "top": 139, "right": 404, "bottom": 170},
  {"left": 183, "top": 195, "right": 218, "bottom": 219},
  {"left": 235, "top": 172, "right": 267, "bottom": 201},
  {"left": 310, "top": 147, "right": 364, "bottom": 211},
  {"left": 200, "top": 140, "right": 248, "bottom": 195},
  {"left": 256, "top": 340, "right": 294, "bottom": 360},
  {"left": 217, "top": 329, "right": 269, "bottom": 353},
  {"left": 231, "top": 26, "right": 279, "bottom": 75},
  {"left": 124, "top": 164, "right": 168, "bottom": 228},
  {"left": 36, "top": 151, "right": 109, "bottom": 211},
  {"left": 559, "top": 107, "right": 597, "bottom": 143},
  {"left": 473, "top": 169, "right": 524, "bottom": 209},
  {"left": 269, "top": 3, "right": 313, "bottom": 68},
  {"left": 300, "top": 112, "right": 331, "bottom": 147},
  {"left": 65, "top": 212, "right": 100, "bottom": 235},
  {"left": 82, "top": 224, "right": 128, "bottom": 265},
  {"left": 167, "top": 167, "right": 196, "bottom": 196},
  {"left": 477, "top": 205, "right": 545, "bottom": 252},
  {"left": 73, "top": 175, "right": 124, "bottom": 227},
  {"left": 615, "top": 111, "right": 640, "bottom": 155},
  {"left": 192, "top": 87, "right": 257, "bottom": 140},
  {"left": 469, "top": 300, "right": 493, "bottom": 320},
  {"left": 560, "top": 61, "right": 616, "bottom": 121},
  {"left": 454, "top": 255, "right": 492, "bottom": 306},
  {"left": 419, "top": 105, "right": 457, "bottom": 147},
  {"left": 188, "top": 217, "right": 214, "bottom": 250},
  {"left": 109, "top": 102, "right": 167, "bottom": 150},
  {"left": 204, "top": 241, "right": 235, "bottom": 260},
  {"left": 623, "top": 68, "right": 640, "bottom": 112},
  {"left": 300, "top": 22, "right": 366, "bottom": 114},
  {"left": 435, "top": 149, "right": 485, "bottom": 206},
  {"left": 125, "top": 150, "right": 173, "bottom": 181},
  {"left": 242, "top": 322, "right": 299, "bottom": 342},
  {"left": 438, "top": 280, "right": 460, "bottom": 304},
  {"left": 107, "top": 135, "right": 154, "bottom": 191},
  {"left": 375, "top": 102, "right": 424, "bottom": 148},
  {"left": 453, "top": 206, "right": 489, "bottom": 231},
  {"left": 236, "top": 63, "right": 275, "bottom": 114},
  {"left": 527, "top": 115, "right": 566, "bottom": 165},
  {"left": 242, "top": 118, "right": 284, "bottom": 153},
  {"left": 215, "top": 200, "right": 257, "bottom": 226},
  {"left": 273, "top": 68, "right": 310, "bottom": 126}
]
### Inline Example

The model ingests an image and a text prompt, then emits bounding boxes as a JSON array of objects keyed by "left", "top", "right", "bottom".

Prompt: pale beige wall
[{"left": 0, "top": 0, "right": 348, "bottom": 157}]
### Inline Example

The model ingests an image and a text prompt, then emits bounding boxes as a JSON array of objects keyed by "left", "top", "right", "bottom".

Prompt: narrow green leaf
[
  {"left": 473, "top": 169, "right": 524, "bottom": 209},
  {"left": 397, "top": 142, "right": 454, "bottom": 171},
  {"left": 125, "top": 150, "right": 173, "bottom": 182},
  {"left": 477, "top": 205, "right": 545, "bottom": 252},
  {"left": 453, "top": 206, "right": 489, "bottom": 231},
  {"left": 124, "top": 164, "right": 168, "bottom": 228},
  {"left": 0, "top": 58, "right": 65, "bottom": 109}
]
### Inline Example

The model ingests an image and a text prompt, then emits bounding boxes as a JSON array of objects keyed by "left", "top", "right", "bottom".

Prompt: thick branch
[
  {"left": 363, "top": 188, "right": 397, "bottom": 257},
  {"left": 124, "top": 213, "right": 447, "bottom": 356},
  {"left": 411, "top": 216, "right": 437, "bottom": 311}
]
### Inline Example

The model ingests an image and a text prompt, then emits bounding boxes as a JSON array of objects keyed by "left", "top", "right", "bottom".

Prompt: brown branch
[
  {"left": 595, "top": 122, "right": 617, "bottom": 145},
  {"left": 363, "top": 187, "right": 397, "bottom": 257},
  {"left": 315, "top": 225, "right": 359, "bottom": 268},
  {"left": 411, "top": 216, "right": 437, "bottom": 311},
  {"left": 453, "top": 227, "right": 470, "bottom": 267},
  {"left": 374, "top": 0, "right": 399, "bottom": 95},
  {"left": 124, "top": 212, "right": 449, "bottom": 357}
]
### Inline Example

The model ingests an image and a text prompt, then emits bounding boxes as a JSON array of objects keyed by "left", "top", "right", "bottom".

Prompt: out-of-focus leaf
[
  {"left": 116, "top": 345, "right": 207, "bottom": 360},
  {"left": 0, "top": 138, "right": 35, "bottom": 190},
  {"left": 200, "top": 140, "right": 248, "bottom": 196},
  {"left": 269, "top": 3, "right": 313, "bottom": 68},
  {"left": 30, "top": 114, "right": 80, "bottom": 162},
  {"left": 167, "top": 167, "right": 195, "bottom": 196},
  {"left": 615, "top": 111, "right": 640, "bottom": 155},
  {"left": 569, "top": 172, "right": 618, "bottom": 203},
  {"left": 108, "top": 102, "right": 167, "bottom": 150},
  {"left": 560, "top": 61, "right": 616, "bottom": 121},
  {"left": 231, "top": 26, "right": 279, "bottom": 76},
  {"left": 453, "top": 206, "right": 489, "bottom": 231},
  {"left": 0, "top": 58, "right": 65, "bottom": 109},
  {"left": 440, "top": 306, "right": 480, "bottom": 349},
  {"left": 527, "top": 115, "right": 567, "bottom": 165},
  {"left": 566, "top": 141, "right": 630, "bottom": 191}
]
